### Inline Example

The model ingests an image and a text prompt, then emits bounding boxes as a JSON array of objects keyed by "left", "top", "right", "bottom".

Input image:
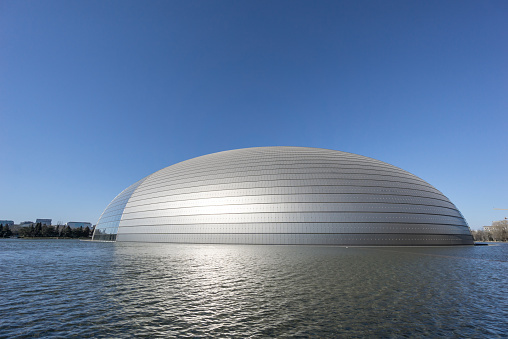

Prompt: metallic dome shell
[{"left": 93, "top": 147, "right": 473, "bottom": 245}]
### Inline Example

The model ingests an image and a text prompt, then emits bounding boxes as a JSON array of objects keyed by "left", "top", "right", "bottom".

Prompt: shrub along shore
[{"left": 1, "top": 223, "right": 92, "bottom": 239}]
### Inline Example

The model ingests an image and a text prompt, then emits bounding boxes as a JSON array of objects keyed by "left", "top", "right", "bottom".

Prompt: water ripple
[{"left": 1, "top": 239, "right": 507, "bottom": 338}]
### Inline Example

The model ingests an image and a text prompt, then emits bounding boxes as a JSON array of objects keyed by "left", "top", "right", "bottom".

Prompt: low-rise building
[
  {"left": 36, "top": 219, "right": 52, "bottom": 226},
  {"left": 66, "top": 222, "right": 92, "bottom": 229},
  {"left": 483, "top": 220, "right": 508, "bottom": 232},
  {"left": 20, "top": 221, "right": 34, "bottom": 227},
  {"left": 0, "top": 220, "right": 14, "bottom": 226}
]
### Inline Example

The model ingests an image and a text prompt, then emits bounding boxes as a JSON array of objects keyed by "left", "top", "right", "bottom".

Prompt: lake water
[{"left": 1, "top": 239, "right": 507, "bottom": 338}]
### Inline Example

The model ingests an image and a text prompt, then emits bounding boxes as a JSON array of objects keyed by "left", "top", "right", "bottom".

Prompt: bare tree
[{"left": 491, "top": 219, "right": 508, "bottom": 242}]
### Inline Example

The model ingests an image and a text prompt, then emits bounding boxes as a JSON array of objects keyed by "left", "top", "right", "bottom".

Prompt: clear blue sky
[{"left": 1, "top": 0, "right": 506, "bottom": 229}]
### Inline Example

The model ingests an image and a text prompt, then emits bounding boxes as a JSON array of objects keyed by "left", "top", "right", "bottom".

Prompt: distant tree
[
  {"left": 34, "top": 223, "right": 42, "bottom": 237},
  {"left": 63, "top": 225, "right": 72, "bottom": 238},
  {"left": 49, "top": 226, "right": 58, "bottom": 237},
  {"left": 471, "top": 230, "right": 480, "bottom": 241},
  {"left": 41, "top": 225, "right": 50, "bottom": 237},
  {"left": 491, "top": 220, "right": 508, "bottom": 242},
  {"left": 2, "top": 225, "right": 13, "bottom": 238},
  {"left": 480, "top": 230, "right": 489, "bottom": 241},
  {"left": 472, "top": 230, "right": 490, "bottom": 242},
  {"left": 0, "top": 224, "right": 3, "bottom": 237},
  {"left": 472, "top": 222, "right": 508, "bottom": 242},
  {"left": 83, "top": 226, "right": 91, "bottom": 238},
  {"left": 19, "top": 226, "right": 30, "bottom": 238},
  {"left": 71, "top": 227, "right": 82, "bottom": 238}
]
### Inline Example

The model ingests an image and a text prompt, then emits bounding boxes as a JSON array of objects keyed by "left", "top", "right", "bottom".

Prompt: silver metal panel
[
  {"left": 121, "top": 202, "right": 463, "bottom": 218},
  {"left": 130, "top": 178, "right": 441, "bottom": 198},
  {"left": 140, "top": 165, "right": 430, "bottom": 189},
  {"left": 128, "top": 182, "right": 445, "bottom": 205},
  {"left": 127, "top": 184, "right": 451, "bottom": 205},
  {"left": 143, "top": 154, "right": 415, "bottom": 179},
  {"left": 117, "top": 222, "right": 471, "bottom": 235},
  {"left": 117, "top": 232, "right": 472, "bottom": 246},
  {"left": 93, "top": 147, "right": 473, "bottom": 245},
  {"left": 118, "top": 212, "right": 467, "bottom": 227},
  {"left": 136, "top": 167, "right": 435, "bottom": 194},
  {"left": 122, "top": 194, "right": 457, "bottom": 213},
  {"left": 92, "top": 177, "right": 147, "bottom": 241}
]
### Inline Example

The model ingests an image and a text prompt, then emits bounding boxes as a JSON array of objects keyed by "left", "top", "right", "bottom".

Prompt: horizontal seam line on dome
[
  {"left": 120, "top": 202, "right": 461, "bottom": 216},
  {"left": 167, "top": 152, "right": 399, "bottom": 163},
  {"left": 146, "top": 161, "right": 413, "bottom": 176},
  {"left": 136, "top": 176, "right": 437, "bottom": 196},
  {"left": 139, "top": 175, "right": 432, "bottom": 194},
  {"left": 104, "top": 202, "right": 131, "bottom": 211},
  {"left": 138, "top": 172, "right": 434, "bottom": 194},
  {"left": 123, "top": 192, "right": 454, "bottom": 208},
  {"left": 128, "top": 184, "right": 444, "bottom": 204},
  {"left": 119, "top": 211, "right": 466, "bottom": 221},
  {"left": 145, "top": 164, "right": 419, "bottom": 181},
  {"left": 148, "top": 157, "right": 403, "bottom": 173},
  {"left": 108, "top": 180, "right": 146, "bottom": 199},
  {"left": 145, "top": 163, "right": 416, "bottom": 187},
  {"left": 98, "top": 222, "right": 470, "bottom": 228},
  {"left": 104, "top": 182, "right": 147, "bottom": 209},
  {"left": 100, "top": 199, "right": 458, "bottom": 221},
  {"left": 140, "top": 167, "right": 429, "bottom": 192},
  {"left": 114, "top": 222, "right": 470, "bottom": 227},
  {"left": 138, "top": 176, "right": 434, "bottom": 196}
]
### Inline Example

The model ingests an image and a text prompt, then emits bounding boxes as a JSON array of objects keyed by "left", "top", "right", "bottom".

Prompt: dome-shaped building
[{"left": 92, "top": 147, "right": 473, "bottom": 245}]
